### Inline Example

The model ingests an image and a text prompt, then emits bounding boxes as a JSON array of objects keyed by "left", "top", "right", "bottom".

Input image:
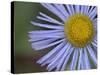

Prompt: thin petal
[
  {"left": 81, "top": 6, "right": 89, "bottom": 15},
  {"left": 93, "top": 18, "right": 97, "bottom": 31},
  {"left": 31, "top": 21, "right": 64, "bottom": 29},
  {"left": 47, "top": 43, "right": 70, "bottom": 71},
  {"left": 70, "top": 5, "right": 75, "bottom": 14},
  {"left": 29, "top": 37, "right": 46, "bottom": 42},
  {"left": 61, "top": 47, "right": 74, "bottom": 70},
  {"left": 80, "top": 6, "right": 84, "bottom": 14},
  {"left": 78, "top": 49, "right": 82, "bottom": 70},
  {"left": 84, "top": 48, "right": 91, "bottom": 69},
  {"left": 53, "top": 4, "right": 69, "bottom": 19},
  {"left": 32, "top": 39, "right": 66, "bottom": 50},
  {"left": 86, "top": 6, "right": 90, "bottom": 14},
  {"left": 29, "top": 30, "right": 65, "bottom": 39},
  {"left": 38, "top": 12, "right": 64, "bottom": 25},
  {"left": 88, "top": 6, "right": 94, "bottom": 14},
  {"left": 93, "top": 39, "right": 97, "bottom": 44},
  {"left": 87, "top": 45, "right": 97, "bottom": 65},
  {"left": 65, "top": 5, "right": 73, "bottom": 15},
  {"left": 29, "top": 34, "right": 63, "bottom": 40},
  {"left": 56, "top": 43, "right": 72, "bottom": 71},
  {"left": 29, "top": 30, "right": 63, "bottom": 34},
  {"left": 37, "top": 41, "right": 66, "bottom": 65},
  {"left": 88, "top": 7, "right": 97, "bottom": 20},
  {"left": 83, "top": 6, "right": 89, "bottom": 15},
  {"left": 92, "top": 44, "right": 97, "bottom": 56},
  {"left": 94, "top": 35, "right": 97, "bottom": 40},
  {"left": 41, "top": 3, "right": 66, "bottom": 22},
  {"left": 92, "top": 42, "right": 97, "bottom": 47},
  {"left": 70, "top": 49, "right": 79, "bottom": 70},
  {"left": 31, "top": 38, "right": 57, "bottom": 50},
  {"left": 29, "top": 34, "right": 64, "bottom": 38},
  {"left": 81, "top": 53, "right": 85, "bottom": 69},
  {"left": 75, "top": 5, "right": 80, "bottom": 13}
]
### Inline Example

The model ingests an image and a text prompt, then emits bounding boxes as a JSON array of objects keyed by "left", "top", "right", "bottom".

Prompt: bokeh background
[{"left": 14, "top": 1, "right": 54, "bottom": 73}]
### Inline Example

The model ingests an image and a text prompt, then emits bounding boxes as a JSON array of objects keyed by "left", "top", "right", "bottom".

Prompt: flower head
[{"left": 28, "top": 3, "right": 97, "bottom": 71}]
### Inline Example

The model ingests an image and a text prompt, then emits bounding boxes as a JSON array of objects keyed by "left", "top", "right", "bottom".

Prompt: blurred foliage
[{"left": 14, "top": 1, "right": 50, "bottom": 73}]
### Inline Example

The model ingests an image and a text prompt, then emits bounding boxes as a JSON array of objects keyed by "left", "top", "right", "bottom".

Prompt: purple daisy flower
[{"left": 28, "top": 3, "right": 97, "bottom": 71}]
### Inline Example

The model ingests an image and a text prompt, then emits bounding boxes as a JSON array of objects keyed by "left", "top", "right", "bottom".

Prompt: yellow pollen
[{"left": 64, "top": 14, "right": 94, "bottom": 48}]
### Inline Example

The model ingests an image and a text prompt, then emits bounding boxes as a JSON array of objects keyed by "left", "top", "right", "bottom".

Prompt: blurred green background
[{"left": 14, "top": 1, "right": 53, "bottom": 73}]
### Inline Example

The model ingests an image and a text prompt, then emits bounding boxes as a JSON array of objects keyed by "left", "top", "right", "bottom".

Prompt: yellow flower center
[{"left": 64, "top": 14, "right": 94, "bottom": 48}]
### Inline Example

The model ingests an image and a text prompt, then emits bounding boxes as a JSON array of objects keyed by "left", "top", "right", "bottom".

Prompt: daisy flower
[{"left": 28, "top": 3, "right": 97, "bottom": 71}]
